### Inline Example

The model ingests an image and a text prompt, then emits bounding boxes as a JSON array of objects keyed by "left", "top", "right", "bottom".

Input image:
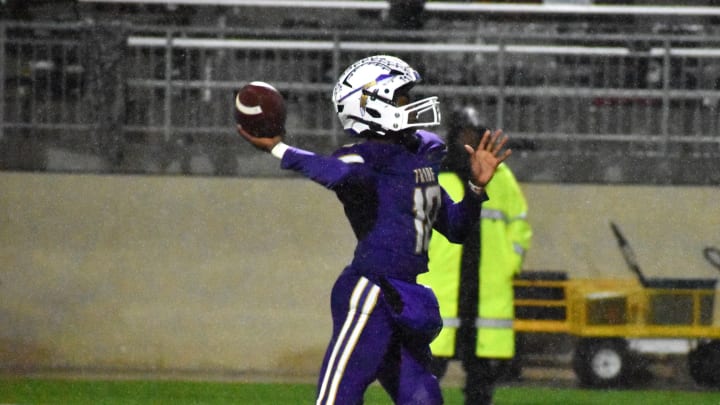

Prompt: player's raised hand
[
  {"left": 236, "top": 125, "right": 282, "bottom": 152},
  {"left": 464, "top": 129, "right": 512, "bottom": 189}
]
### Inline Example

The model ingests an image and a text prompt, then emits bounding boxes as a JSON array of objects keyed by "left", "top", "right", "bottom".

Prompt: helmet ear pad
[{"left": 364, "top": 107, "right": 382, "bottom": 119}]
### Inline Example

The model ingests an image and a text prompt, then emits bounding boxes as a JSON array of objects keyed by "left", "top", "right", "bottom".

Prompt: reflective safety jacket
[{"left": 419, "top": 164, "right": 532, "bottom": 359}]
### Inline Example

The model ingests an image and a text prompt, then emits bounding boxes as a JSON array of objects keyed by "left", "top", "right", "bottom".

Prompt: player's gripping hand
[
  {"left": 236, "top": 124, "right": 282, "bottom": 153},
  {"left": 464, "top": 129, "right": 512, "bottom": 191}
]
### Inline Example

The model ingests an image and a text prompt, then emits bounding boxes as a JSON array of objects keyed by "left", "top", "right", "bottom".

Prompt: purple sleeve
[
  {"left": 279, "top": 146, "right": 360, "bottom": 189},
  {"left": 433, "top": 187, "right": 487, "bottom": 243}
]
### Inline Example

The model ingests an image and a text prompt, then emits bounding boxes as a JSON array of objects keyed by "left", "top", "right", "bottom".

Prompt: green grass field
[{"left": 1, "top": 377, "right": 720, "bottom": 404}]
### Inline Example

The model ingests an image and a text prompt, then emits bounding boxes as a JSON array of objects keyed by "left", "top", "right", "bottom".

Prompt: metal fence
[{"left": 2, "top": 20, "right": 719, "bottom": 183}]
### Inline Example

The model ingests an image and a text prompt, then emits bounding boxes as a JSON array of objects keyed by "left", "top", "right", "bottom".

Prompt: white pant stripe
[
  {"left": 326, "top": 283, "right": 379, "bottom": 404},
  {"left": 316, "top": 277, "right": 379, "bottom": 405}
]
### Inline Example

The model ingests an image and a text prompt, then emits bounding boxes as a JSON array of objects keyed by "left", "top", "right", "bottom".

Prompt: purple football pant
[{"left": 315, "top": 272, "right": 443, "bottom": 405}]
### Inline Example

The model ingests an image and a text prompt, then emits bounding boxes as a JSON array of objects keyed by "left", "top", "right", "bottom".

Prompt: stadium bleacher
[{"left": 1, "top": 1, "right": 719, "bottom": 184}]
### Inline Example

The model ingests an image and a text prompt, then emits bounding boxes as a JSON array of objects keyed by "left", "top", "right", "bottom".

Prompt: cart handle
[{"left": 703, "top": 246, "right": 720, "bottom": 272}]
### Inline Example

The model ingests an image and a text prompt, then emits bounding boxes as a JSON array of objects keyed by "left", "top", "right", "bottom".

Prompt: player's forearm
[
  {"left": 274, "top": 143, "right": 353, "bottom": 188},
  {"left": 436, "top": 191, "right": 487, "bottom": 243}
]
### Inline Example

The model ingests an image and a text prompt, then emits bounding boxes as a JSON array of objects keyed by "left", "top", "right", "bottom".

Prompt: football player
[{"left": 237, "top": 55, "right": 511, "bottom": 405}]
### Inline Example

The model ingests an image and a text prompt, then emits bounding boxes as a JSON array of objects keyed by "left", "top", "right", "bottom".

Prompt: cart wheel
[
  {"left": 572, "top": 338, "right": 630, "bottom": 388},
  {"left": 688, "top": 341, "right": 720, "bottom": 387}
]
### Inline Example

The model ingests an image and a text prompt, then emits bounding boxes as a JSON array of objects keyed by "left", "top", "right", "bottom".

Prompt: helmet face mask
[{"left": 333, "top": 55, "right": 441, "bottom": 137}]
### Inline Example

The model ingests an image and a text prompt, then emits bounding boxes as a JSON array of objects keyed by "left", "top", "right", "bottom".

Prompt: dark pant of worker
[
  {"left": 430, "top": 355, "right": 509, "bottom": 405},
  {"left": 429, "top": 321, "right": 510, "bottom": 405}
]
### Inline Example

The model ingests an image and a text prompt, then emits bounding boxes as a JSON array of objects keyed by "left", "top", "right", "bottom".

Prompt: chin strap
[{"left": 348, "top": 115, "right": 388, "bottom": 137}]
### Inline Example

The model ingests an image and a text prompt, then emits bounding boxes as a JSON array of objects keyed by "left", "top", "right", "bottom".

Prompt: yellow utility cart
[
  {"left": 513, "top": 223, "right": 720, "bottom": 388},
  {"left": 514, "top": 275, "right": 719, "bottom": 387}
]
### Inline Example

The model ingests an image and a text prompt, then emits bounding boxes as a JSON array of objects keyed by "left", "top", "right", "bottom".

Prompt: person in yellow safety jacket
[{"left": 419, "top": 106, "right": 532, "bottom": 405}]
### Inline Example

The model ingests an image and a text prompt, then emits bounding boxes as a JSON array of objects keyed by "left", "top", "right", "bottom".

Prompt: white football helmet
[{"left": 332, "top": 55, "right": 441, "bottom": 137}]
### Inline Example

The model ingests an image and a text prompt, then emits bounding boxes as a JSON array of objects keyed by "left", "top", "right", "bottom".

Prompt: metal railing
[{"left": 2, "top": 20, "right": 719, "bottom": 182}]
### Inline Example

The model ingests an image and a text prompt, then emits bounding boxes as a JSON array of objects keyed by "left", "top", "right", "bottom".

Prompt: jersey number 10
[{"left": 413, "top": 185, "right": 441, "bottom": 254}]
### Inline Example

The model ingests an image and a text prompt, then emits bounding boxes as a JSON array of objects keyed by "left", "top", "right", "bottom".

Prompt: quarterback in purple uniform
[{"left": 238, "top": 55, "right": 511, "bottom": 405}]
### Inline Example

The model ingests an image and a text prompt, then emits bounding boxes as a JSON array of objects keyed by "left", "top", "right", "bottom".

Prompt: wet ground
[
  {"left": 1, "top": 354, "right": 713, "bottom": 393},
  {"left": 453, "top": 355, "right": 709, "bottom": 392}
]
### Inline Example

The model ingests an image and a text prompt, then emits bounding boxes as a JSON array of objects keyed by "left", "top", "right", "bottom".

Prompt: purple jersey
[{"left": 280, "top": 130, "right": 485, "bottom": 282}]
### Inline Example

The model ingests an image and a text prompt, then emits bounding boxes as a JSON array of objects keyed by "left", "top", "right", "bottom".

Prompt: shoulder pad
[
  {"left": 415, "top": 130, "right": 447, "bottom": 163},
  {"left": 332, "top": 142, "right": 366, "bottom": 164}
]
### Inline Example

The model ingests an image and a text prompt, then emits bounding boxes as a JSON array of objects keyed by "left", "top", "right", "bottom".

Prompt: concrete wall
[{"left": 1, "top": 172, "right": 718, "bottom": 375}]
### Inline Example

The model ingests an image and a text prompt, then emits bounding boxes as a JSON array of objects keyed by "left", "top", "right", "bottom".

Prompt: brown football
[{"left": 234, "top": 81, "right": 286, "bottom": 138}]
